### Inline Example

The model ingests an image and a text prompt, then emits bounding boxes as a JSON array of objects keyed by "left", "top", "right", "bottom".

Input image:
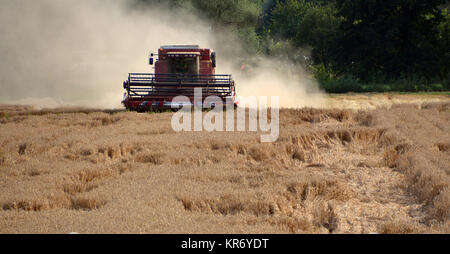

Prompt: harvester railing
[{"left": 125, "top": 73, "right": 234, "bottom": 99}]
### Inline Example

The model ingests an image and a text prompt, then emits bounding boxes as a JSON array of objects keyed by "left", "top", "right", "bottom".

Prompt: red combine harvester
[{"left": 122, "top": 45, "right": 237, "bottom": 111}]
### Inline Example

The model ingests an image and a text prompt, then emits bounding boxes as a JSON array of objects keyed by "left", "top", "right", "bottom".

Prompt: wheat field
[{"left": 0, "top": 94, "right": 449, "bottom": 233}]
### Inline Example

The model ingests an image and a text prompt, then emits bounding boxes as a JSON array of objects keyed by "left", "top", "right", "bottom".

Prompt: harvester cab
[{"left": 122, "top": 45, "right": 236, "bottom": 111}]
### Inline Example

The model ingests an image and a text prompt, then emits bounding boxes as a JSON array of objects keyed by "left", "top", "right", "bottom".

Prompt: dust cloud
[
  {"left": 0, "top": 0, "right": 324, "bottom": 109},
  {"left": 231, "top": 59, "right": 325, "bottom": 108}
]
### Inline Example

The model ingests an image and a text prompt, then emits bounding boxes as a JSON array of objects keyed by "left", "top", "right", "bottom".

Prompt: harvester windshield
[{"left": 168, "top": 56, "right": 199, "bottom": 75}]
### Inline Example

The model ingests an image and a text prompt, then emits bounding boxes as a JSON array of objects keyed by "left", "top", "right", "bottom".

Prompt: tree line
[{"left": 137, "top": 0, "right": 450, "bottom": 92}]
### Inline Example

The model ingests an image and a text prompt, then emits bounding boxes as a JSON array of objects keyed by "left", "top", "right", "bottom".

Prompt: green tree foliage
[
  {"left": 135, "top": 0, "right": 450, "bottom": 92},
  {"left": 331, "top": 0, "right": 447, "bottom": 83},
  {"left": 274, "top": 1, "right": 341, "bottom": 67},
  {"left": 190, "top": 0, "right": 263, "bottom": 54},
  {"left": 191, "top": 0, "right": 262, "bottom": 29},
  {"left": 437, "top": 8, "right": 450, "bottom": 89}
]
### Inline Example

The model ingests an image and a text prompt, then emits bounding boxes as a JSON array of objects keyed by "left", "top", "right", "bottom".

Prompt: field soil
[{"left": 0, "top": 93, "right": 449, "bottom": 233}]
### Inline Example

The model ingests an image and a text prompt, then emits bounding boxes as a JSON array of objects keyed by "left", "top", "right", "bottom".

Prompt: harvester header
[{"left": 122, "top": 45, "right": 237, "bottom": 111}]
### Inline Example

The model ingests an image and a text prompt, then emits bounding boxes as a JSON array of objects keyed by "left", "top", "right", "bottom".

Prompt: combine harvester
[{"left": 122, "top": 45, "right": 237, "bottom": 111}]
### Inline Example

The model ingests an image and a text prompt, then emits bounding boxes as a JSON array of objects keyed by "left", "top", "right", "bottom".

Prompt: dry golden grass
[
  {"left": 380, "top": 221, "right": 421, "bottom": 234},
  {"left": 287, "top": 178, "right": 354, "bottom": 202},
  {"left": 436, "top": 143, "right": 450, "bottom": 152},
  {"left": 177, "top": 194, "right": 275, "bottom": 217},
  {"left": 271, "top": 216, "right": 312, "bottom": 233},
  {"left": 70, "top": 197, "right": 107, "bottom": 210},
  {"left": 136, "top": 153, "right": 166, "bottom": 165},
  {"left": 0, "top": 95, "right": 449, "bottom": 233},
  {"left": 0, "top": 148, "right": 4, "bottom": 166},
  {"left": 313, "top": 203, "right": 338, "bottom": 233}
]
